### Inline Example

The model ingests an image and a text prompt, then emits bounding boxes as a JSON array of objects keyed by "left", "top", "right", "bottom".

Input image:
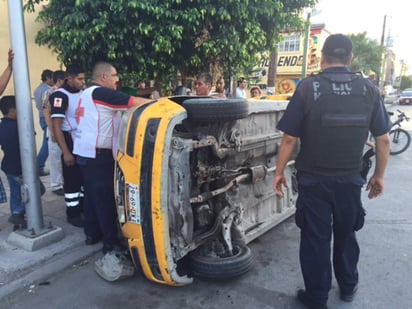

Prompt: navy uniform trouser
[
  {"left": 77, "top": 151, "right": 121, "bottom": 249},
  {"left": 295, "top": 171, "right": 365, "bottom": 306},
  {"left": 62, "top": 131, "right": 83, "bottom": 219}
]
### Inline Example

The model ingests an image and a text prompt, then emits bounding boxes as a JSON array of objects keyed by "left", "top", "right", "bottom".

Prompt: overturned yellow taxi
[{"left": 115, "top": 96, "right": 297, "bottom": 286}]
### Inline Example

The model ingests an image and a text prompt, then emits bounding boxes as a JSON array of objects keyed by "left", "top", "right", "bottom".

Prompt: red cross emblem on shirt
[{"left": 75, "top": 105, "right": 85, "bottom": 124}]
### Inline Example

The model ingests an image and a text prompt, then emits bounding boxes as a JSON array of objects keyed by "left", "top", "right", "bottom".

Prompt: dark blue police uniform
[{"left": 277, "top": 67, "right": 391, "bottom": 306}]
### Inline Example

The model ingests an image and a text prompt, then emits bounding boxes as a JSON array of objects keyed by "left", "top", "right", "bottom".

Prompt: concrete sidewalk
[{"left": 0, "top": 173, "right": 101, "bottom": 299}]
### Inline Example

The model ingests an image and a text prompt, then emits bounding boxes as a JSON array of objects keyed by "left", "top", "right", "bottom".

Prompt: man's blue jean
[
  {"left": 37, "top": 117, "right": 49, "bottom": 171},
  {"left": 6, "top": 174, "right": 46, "bottom": 215},
  {"left": 6, "top": 175, "right": 25, "bottom": 215}
]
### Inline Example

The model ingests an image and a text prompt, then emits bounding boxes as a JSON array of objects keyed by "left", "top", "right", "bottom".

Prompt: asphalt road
[{"left": 1, "top": 104, "right": 411, "bottom": 309}]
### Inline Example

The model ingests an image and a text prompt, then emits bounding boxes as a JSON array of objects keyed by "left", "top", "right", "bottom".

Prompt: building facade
[
  {"left": 1, "top": 2, "right": 60, "bottom": 150},
  {"left": 250, "top": 23, "right": 330, "bottom": 95},
  {"left": 0, "top": 2, "right": 60, "bottom": 96}
]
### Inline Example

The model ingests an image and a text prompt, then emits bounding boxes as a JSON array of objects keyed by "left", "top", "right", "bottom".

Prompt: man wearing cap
[{"left": 273, "top": 34, "right": 391, "bottom": 308}]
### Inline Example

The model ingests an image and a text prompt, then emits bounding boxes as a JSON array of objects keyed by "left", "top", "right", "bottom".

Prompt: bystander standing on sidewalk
[
  {"left": 42, "top": 70, "right": 65, "bottom": 196},
  {"left": 34, "top": 69, "right": 54, "bottom": 177},
  {"left": 0, "top": 96, "right": 45, "bottom": 230},
  {"left": 0, "top": 49, "right": 14, "bottom": 228}
]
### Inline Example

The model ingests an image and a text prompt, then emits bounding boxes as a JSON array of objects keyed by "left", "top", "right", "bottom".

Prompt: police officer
[
  {"left": 274, "top": 34, "right": 391, "bottom": 309},
  {"left": 73, "top": 61, "right": 151, "bottom": 253}
]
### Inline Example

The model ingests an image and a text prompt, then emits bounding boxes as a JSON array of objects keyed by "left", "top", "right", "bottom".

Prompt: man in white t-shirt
[{"left": 235, "top": 77, "right": 247, "bottom": 99}]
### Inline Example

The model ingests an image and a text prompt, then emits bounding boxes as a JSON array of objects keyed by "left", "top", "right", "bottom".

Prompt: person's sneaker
[
  {"left": 67, "top": 215, "right": 84, "bottom": 228},
  {"left": 94, "top": 251, "right": 135, "bottom": 282},
  {"left": 39, "top": 169, "right": 50, "bottom": 177},
  {"left": 340, "top": 285, "right": 358, "bottom": 302},
  {"left": 52, "top": 188, "right": 64, "bottom": 196},
  {"left": 8, "top": 214, "right": 27, "bottom": 230},
  {"left": 297, "top": 289, "right": 328, "bottom": 309}
]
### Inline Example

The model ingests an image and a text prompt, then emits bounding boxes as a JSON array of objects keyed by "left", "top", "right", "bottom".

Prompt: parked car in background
[
  {"left": 114, "top": 96, "right": 297, "bottom": 286},
  {"left": 399, "top": 90, "right": 412, "bottom": 105}
]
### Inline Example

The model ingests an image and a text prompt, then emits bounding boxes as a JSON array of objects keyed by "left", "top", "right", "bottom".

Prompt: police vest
[{"left": 296, "top": 72, "right": 374, "bottom": 176}]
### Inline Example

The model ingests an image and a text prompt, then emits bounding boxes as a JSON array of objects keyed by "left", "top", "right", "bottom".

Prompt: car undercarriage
[{"left": 114, "top": 97, "right": 297, "bottom": 285}]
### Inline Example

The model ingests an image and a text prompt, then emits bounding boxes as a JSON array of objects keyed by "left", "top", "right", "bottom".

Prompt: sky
[{"left": 312, "top": 0, "right": 411, "bottom": 72}]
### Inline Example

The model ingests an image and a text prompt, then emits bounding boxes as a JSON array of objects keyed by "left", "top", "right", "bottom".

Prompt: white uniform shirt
[{"left": 73, "top": 85, "right": 133, "bottom": 158}]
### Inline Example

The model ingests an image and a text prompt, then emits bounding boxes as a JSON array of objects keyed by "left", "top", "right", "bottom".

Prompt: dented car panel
[{"left": 115, "top": 97, "right": 297, "bottom": 286}]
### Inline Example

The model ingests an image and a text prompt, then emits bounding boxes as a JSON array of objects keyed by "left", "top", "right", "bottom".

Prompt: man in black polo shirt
[{"left": 50, "top": 64, "right": 86, "bottom": 227}]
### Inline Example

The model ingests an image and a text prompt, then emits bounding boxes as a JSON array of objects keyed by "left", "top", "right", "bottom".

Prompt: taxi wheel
[
  {"left": 182, "top": 98, "right": 249, "bottom": 121},
  {"left": 189, "top": 242, "right": 253, "bottom": 280}
]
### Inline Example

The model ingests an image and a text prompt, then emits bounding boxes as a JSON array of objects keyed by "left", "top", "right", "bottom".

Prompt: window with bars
[{"left": 277, "top": 36, "right": 301, "bottom": 53}]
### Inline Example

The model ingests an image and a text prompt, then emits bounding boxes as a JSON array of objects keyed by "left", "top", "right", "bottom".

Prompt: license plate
[{"left": 127, "top": 183, "right": 141, "bottom": 224}]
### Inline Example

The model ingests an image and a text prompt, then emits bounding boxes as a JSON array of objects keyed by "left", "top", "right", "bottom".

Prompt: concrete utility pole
[
  {"left": 301, "top": 11, "right": 311, "bottom": 80},
  {"left": 377, "top": 15, "right": 387, "bottom": 88},
  {"left": 301, "top": 9, "right": 320, "bottom": 80},
  {"left": 7, "top": 0, "right": 63, "bottom": 251},
  {"left": 7, "top": 0, "right": 44, "bottom": 231}
]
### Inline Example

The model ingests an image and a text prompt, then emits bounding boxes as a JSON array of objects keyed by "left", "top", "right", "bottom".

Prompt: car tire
[
  {"left": 182, "top": 98, "right": 249, "bottom": 121},
  {"left": 189, "top": 242, "right": 253, "bottom": 280}
]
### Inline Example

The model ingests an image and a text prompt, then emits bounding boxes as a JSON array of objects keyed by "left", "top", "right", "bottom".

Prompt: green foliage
[
  {"left": 400, "top": 75, "right": 412, "bottom": 90},
  {"left": 26, "top": 0, "right": 316, "bottom": 86},
  {"left": 348, "top": 32, "right": 383, "bottom": 75}
]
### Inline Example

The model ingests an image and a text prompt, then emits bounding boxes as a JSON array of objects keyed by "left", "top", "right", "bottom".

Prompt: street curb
[{"left": 0, "top": 243, "right": 101, "bottom": 300}]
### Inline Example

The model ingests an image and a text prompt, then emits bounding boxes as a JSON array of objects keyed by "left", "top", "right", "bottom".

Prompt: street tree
[
  {"left": 25, "top": 0, "right": 316, "bottom": 90},
  {"left": 348, "top": 32, "right": 383, "bottom": 76},
  {"left": 400, "top": 75, "right": 412, "bottom": 90}
]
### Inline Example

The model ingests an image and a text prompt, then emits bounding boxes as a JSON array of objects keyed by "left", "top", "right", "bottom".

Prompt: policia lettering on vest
[
  {"left": 301, "top": 73, "right": 374, "bottom": 175},
  {"left": 274, "top": 34, "right": 391, "bottom": 309}
]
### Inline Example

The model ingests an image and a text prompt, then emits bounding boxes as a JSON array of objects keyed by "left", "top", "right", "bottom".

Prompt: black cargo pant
[
  {"left": 76, "top": 150, "right": 122, "bottom": 251},
  {"left": 295, "top": 171, "right": 365, "bottom": 306},
  {"left": 62, "top": 131, "right": 83, "bottom": 219}
]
